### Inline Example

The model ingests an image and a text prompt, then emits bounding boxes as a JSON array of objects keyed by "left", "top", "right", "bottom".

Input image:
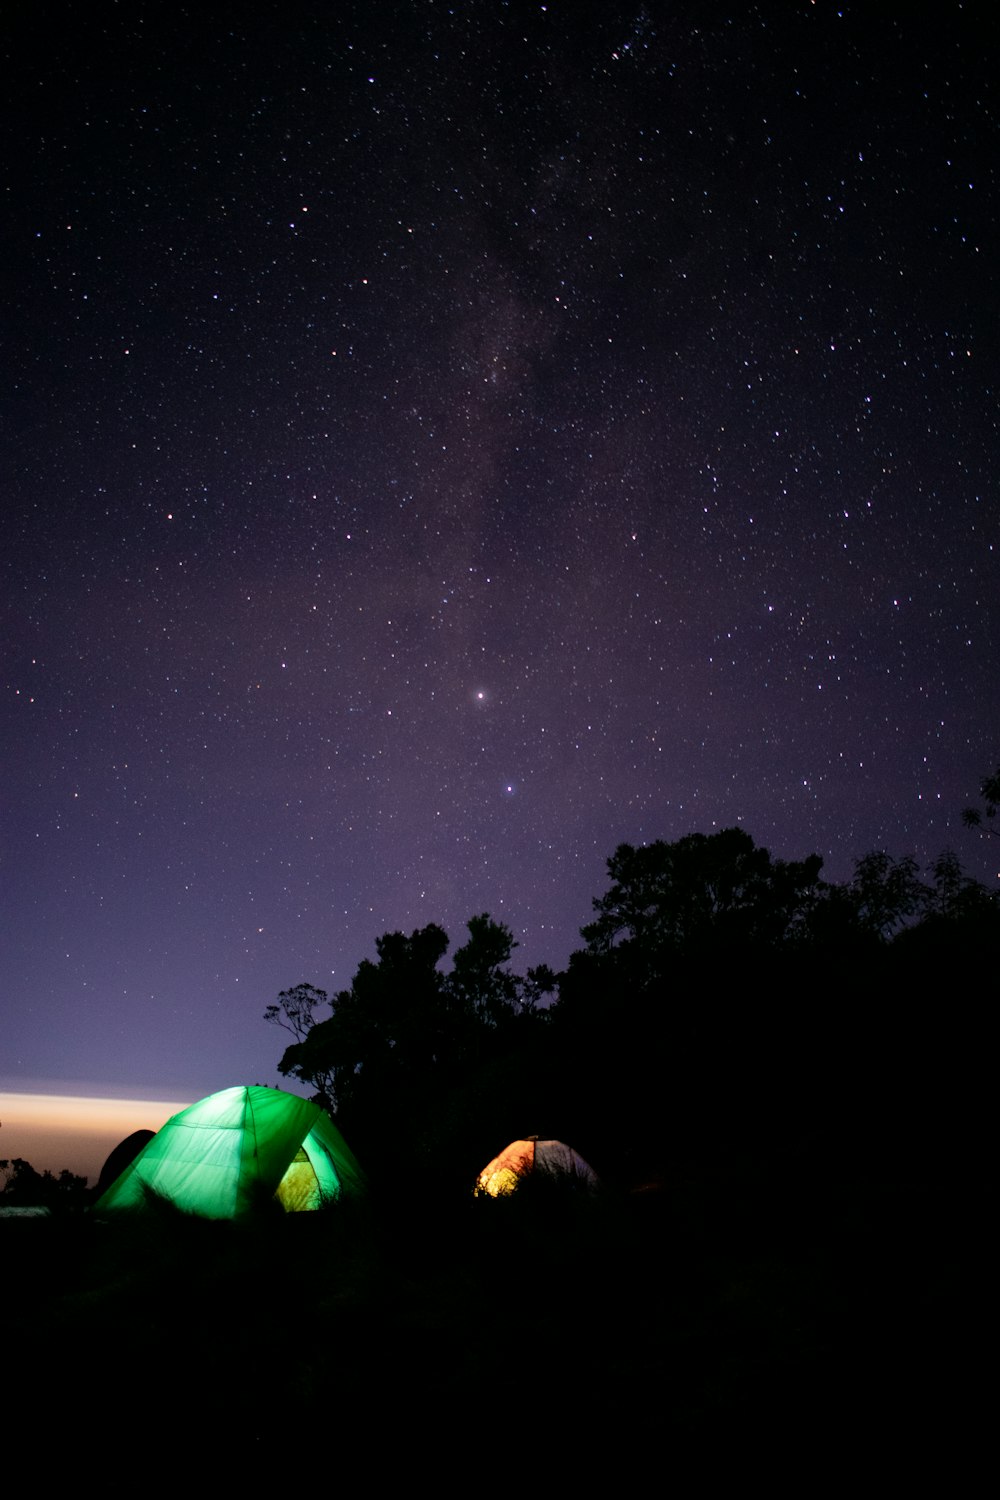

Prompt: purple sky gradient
[{"left": 3, "top": 3, "right": 997, "bottom": 1105}]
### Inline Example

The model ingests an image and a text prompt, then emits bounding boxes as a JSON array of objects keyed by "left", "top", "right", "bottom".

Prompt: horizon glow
[{"left": 0, "top": 1090, "right": 192, "bottom": 1184}]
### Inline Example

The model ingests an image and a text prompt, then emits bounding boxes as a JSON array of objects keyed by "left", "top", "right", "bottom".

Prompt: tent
[
  {"left": 95, "top": 1129, "right": 155, "bottom": 1198},
  {"left": 96, "top": 1085, "right": 364, "bottom": 1218},
  {"left": 474, "top": 1137, "right": 598, "bottom": 1197}
]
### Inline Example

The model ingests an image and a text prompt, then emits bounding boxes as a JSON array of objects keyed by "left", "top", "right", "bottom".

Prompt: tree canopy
[
  {"left": 963, "top": 763, "right": 1000, "bottom": 839},
  {"left": 580, "top": 827, "right": 824, "bottom": 961},
  {"left": 272, "top": 914, "right": 548, "bottom": 1119},
  {"left": 267, "top": 826, "right": 996, "bottom": 1187}
]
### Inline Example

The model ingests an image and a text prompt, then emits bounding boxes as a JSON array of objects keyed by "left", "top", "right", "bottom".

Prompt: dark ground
[{"left": 1, "top": 1125, "right": 973, "bottom": 1473}]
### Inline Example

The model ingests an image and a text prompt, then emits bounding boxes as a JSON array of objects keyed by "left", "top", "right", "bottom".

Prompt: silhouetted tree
[
  {"left": 962, "top": 763, "right": 1000, "bottom": 839},
  {"left": 264, "top": 981, "right": 330, "bottom": 1042},
  {"left": 449, "top": 913, "right": 556, "bottom": 1023},
  {"left": 271, "top": 914, "right": 539, "bottom": 1120},
  {"left": 841, "top": 850, "right": 929, "bottom": 939},
  {"left": 275, "top": 923, "right": 449, "bottom": 1112},
  {"left": 925, "top": 849, "right": 997, "bottom": 919},
  {"left": 1, "top": 1157, "right": 87, "bottom": 1208},
  {"left": 580, "top": 827, "right": 824, "bottom": 963}
]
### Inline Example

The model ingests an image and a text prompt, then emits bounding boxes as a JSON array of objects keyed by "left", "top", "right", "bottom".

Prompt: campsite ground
[{"left": 1, "top": 1144, "right": 969, "bottom": 1467}]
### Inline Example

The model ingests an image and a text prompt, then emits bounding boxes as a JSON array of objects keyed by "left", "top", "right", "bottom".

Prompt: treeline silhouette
[
  {"left": 0, "top": 1156, "right": 87, "bottom": 1210},
  {"left": 267, "top": 827, "right": 995, "bottom": 1200}
]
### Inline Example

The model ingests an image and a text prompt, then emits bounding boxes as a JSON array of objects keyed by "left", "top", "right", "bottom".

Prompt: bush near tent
[
  {"left": 95, "top": 1085, "right": 364, "bottom": 1219},
  {"left": 475, "top": 1137, "right": 599, "bottom": 1197}
]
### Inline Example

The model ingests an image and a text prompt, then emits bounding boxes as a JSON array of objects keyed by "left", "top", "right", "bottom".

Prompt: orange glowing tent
[{"left": 474, "top": 1136, "right": 598, "bottom": 1196}]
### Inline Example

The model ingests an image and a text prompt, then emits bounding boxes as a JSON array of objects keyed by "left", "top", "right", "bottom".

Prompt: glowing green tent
[{"left": 96, "top": 1085, "right": 364, "bottom": 1218}]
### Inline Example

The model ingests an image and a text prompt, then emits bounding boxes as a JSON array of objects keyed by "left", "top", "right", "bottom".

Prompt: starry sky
[{"left": 3, "top": 2, "right": 997, "bottom": 1103}]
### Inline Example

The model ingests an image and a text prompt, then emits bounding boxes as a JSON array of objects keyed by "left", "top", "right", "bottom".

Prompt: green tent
[{"left": 96, "top": 1085, "right": 364, "bottom": 1217}]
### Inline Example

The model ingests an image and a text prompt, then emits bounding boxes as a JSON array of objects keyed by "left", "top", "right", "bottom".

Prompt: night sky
[{"left": 3, "top": 3, "right": 997, "bottom": 1102}]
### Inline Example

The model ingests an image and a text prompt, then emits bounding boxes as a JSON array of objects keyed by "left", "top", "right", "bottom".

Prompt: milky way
[{"left": 3, "top": 4, "right": 996, "bottom": 1095}]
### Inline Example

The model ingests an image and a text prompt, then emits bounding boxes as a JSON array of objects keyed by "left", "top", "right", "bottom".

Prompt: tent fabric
[
  {"left": 475, "top": 1137, "right": 599, "bottom": 1196},
  {"left": 96, "top": 1085, "right": 364, "bottom": 1218}
]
